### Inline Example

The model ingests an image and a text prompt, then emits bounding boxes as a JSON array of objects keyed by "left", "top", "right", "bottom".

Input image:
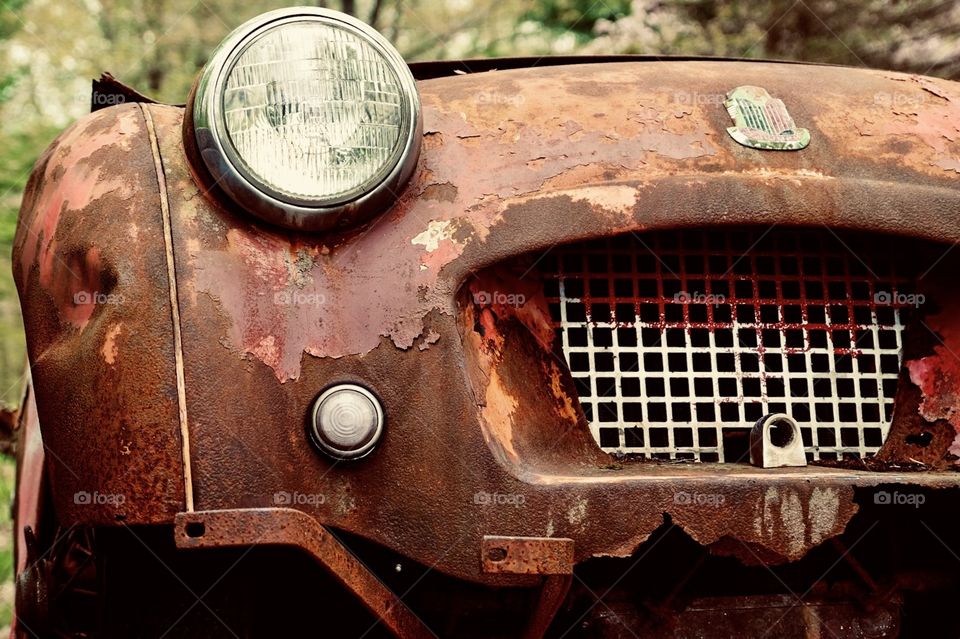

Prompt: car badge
[{"left": 724, "top": 85, "right": 810, "bottom": 151}]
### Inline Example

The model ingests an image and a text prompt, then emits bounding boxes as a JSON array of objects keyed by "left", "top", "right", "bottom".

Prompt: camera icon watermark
[
  {"left": 273, "top": 291, "right": 326, "bottom": 307},
  {"left": 73, "top": 291, "right": 125, "bottom": 306},
  {"left": 874, "top": 490, "right": 925, "bottom": 508},
  {"left": 473, "top": 491, "right": 526, "bottom": 507},
  {"left": 273, "top": 491, "right": 326, "bottom": 506},
  {"left": 673, "top": 290, "right": 725, "bottom": 305},
  {"left": 674, "top": 491, "right": 725, "bottom": 507},
  {"left": 873, "top": 290, "right": 925, "bottom": 308},
  {"left": 74, "top": 490, "right": 126, "bottom": 506}
]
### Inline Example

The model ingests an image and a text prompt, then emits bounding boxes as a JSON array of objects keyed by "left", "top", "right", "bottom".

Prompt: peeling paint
[
  {"left": 151, "top": 62, "right": 960, "bottom": 382},
  {"left": 820, "top": 70, "right": 960, "bottom": 177},
  {"left": 412, "top": 220, "right": 455, "bottom": 253},
  {"left": 417, "top": 329, "right": 441, "bottom": 351},
  {"left": 907, "top": 352, "right": 960, "bottom": 456},
  {"left": 101, "top": 322, "right": 122, "bottom": 365},
  {"left": 12, "top": 102, "right": 188, "bottom": 527},
  {"left": 808, "top": 487, "right": 840, "bottom": 546},
  {"left": 483, "top": 368, "right": 520, "bottom": 464},
  {"left": 566, "top": 497, "right": 588, "bottom": 528}
]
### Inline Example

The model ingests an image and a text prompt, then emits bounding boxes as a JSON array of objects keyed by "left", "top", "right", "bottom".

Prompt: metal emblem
[{"left": 724, "top": 85, "right": 810, "bottom": 151}]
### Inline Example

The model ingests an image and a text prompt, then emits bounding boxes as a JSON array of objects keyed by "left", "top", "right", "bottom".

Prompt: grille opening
[{"left": 539, "top": 227, "right": 919, "bottom": 462}]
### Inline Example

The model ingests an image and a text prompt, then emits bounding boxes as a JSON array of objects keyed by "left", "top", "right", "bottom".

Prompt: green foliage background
[{"left": 0, "top": 0, "right": 957, "bottom": 631}]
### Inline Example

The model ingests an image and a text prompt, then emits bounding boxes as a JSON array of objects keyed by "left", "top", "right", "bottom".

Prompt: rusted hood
[{"left": 180, "top": 61, "right": 960, "bottom": 380}]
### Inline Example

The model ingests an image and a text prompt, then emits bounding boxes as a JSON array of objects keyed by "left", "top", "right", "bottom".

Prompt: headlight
[{"left": 191, "top": 8, "right": 421, "bottom": 231}]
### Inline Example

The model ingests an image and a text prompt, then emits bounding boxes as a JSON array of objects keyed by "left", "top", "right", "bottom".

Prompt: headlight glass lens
[{"left": 222, "top": 20, "right": 406, "bottom": 205}]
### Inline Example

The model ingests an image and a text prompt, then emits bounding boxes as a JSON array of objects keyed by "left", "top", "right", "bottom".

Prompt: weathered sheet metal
[
  {"left": 14, "top": 61, "right": 960, "bottom": 588},
  {"left": 878, "top": 276, "right": 960, "bottom": 466},
  {"left": 180, "top": 62, "right": 960, "bottom": 381},
  {"left": 13, "top": 103, "right": 185, "bottom": 525},
  {"left": 481, "top": 536, "right": 574, "bottom": 575}
]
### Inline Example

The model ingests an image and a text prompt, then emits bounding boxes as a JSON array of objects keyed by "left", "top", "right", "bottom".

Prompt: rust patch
[
  {"left": 480, "top": 535, "right": 574, "bottom": 575},
  {"left": 820, "top": 70, "right": 960, "bottom": 177},
  {"left": 101, "top": 322, "right": 122, "bottom": 365},
  {"left": 906, "top": 300, "right": 960, "bottom": 459},
  {"left": 686, "top": 485, "right": 855, "bottom": 564},
  {"left": 13, "top": 103, "right": 186, "bottom": 525},
  {"left": 422, "top": 182, "right": 458, "bottom": 202},
  {"left": 877, "top": 268, "right": 960, "bottom": 468},
  {"left": 19, "top": 109, "right": 141, "bottom": 291},
  {"left": 908, "top": 353, "right": 960, "bottom": 445},
  {"left": 175, "top": 509, "right": 434, "bottom": 638},
  {"left": 168, "top": 63, "right": 960, "bottom": 381}
]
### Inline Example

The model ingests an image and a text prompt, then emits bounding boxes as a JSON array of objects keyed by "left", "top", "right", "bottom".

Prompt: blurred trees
[
  {"left": 586, "top": 0, "right": 960, "bottom": 79},
  {"left": 0, "top": 0, "right": 37, "bottom": 404},
  {"left": 0, "top": 0, "right": 28, "bottom": 103},
  {"left": 0, "top": 0, "right": 957, "bottom": 405}
]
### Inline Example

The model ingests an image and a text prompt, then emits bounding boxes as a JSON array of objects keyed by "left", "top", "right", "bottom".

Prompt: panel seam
[{"left": 140, "top": 103, "right": 195, "bottom": 512}]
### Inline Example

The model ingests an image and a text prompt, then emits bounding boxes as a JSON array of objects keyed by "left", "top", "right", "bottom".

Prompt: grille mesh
[{"left": 539, "top": 228, "right": 915, "bottom": 462}]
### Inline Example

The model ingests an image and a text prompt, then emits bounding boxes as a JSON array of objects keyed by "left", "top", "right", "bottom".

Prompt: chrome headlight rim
[{"left": 192, "top": 7, "right": 422, "bottom": 231}]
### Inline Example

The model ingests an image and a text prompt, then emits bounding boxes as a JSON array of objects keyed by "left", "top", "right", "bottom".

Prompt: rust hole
[
  {"left": 486, "top": 547, "right": 508, "bottom": 562},
  {"left": 185, "top": 521, "right": 206, "bottom": 538},
  {"left": 905, "top": 432, "right": 933, "bottom": 448}
]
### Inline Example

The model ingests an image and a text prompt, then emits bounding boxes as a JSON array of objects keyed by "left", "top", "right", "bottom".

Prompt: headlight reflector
[{"left": 192, "top": 8, "right": 421, "bottom": 230}]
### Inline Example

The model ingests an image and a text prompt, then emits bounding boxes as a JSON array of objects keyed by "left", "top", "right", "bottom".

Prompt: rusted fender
[{"left": 13, "top": 104, "right": 185, "bottom": 525}]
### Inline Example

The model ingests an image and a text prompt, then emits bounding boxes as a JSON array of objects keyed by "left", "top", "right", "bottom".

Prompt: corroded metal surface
[
  {"left": 13, "top": 103, "right": 185, "bottom": 525},
  {"left": 524, "top": 574, "right": 572, "bottom": 639},
  {"left": 174, "top": 508, "right": 433, "bottom": 639},
  {"left": 879, "top": 275, "right": 960, "bottom": 467},
  {"left": 13, "top": 61, "right": 960, "bottom": 590},
  {"left": 481, "top": 536, "right": 574, "bottom": 575},
  {"left": 180, "top": 62, "right": 960, "bottom": 381}
]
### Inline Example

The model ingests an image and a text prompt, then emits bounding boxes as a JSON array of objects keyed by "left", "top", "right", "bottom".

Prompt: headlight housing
[{"left": 191, "top": 8, "right": 421, "bottom": 231}]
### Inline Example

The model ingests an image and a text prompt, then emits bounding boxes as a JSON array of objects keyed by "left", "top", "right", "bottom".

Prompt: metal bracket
[
  {"left": 481, "top": 535, "right": 574, "bottom": 575},
  {"left": 750, "top": 413, "right": 808, "bottom": 468},
  {"left": 175, "top": 509, "right": 433, "bottom": 639},
  {"left": 481, "top": 536, "right": 574, "bottom": 638}
]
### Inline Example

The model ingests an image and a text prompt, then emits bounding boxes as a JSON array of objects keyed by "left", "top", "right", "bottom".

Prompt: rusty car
[{"left": 8, "top": 5, "right": 960, "bottom": 638}]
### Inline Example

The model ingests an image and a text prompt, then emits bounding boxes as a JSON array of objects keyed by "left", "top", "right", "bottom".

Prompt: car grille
[{"left": 539, "top": 228, "right": 916, "bottom": 462}]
